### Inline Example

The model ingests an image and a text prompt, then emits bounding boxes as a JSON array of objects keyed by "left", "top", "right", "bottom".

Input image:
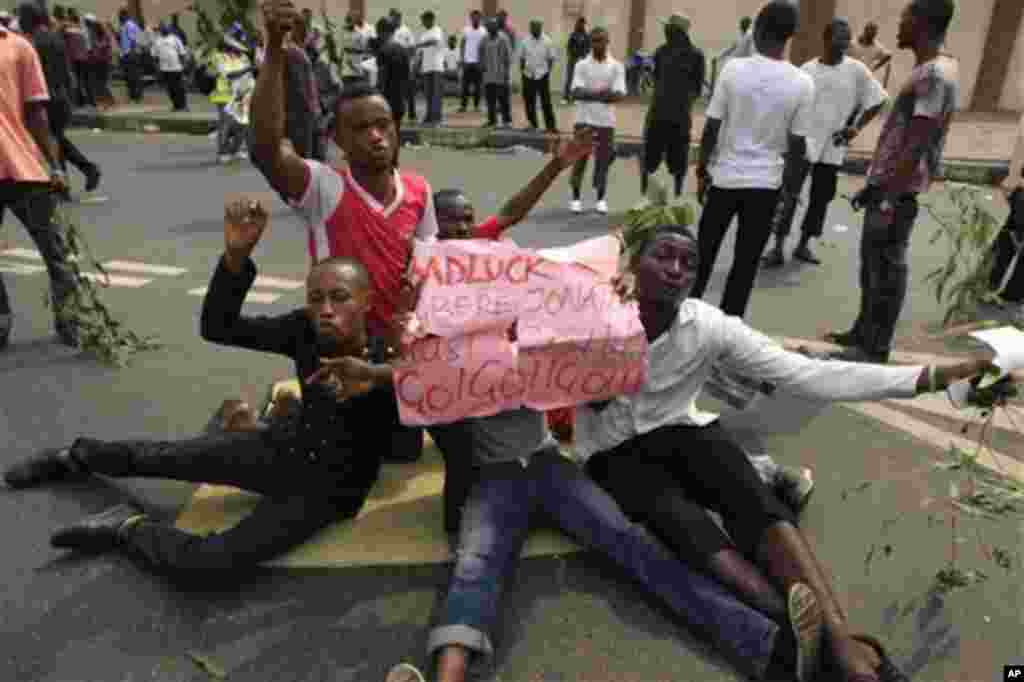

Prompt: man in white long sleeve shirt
[{"left": 578, "top": 223, "right": 993, "bottom": 682}]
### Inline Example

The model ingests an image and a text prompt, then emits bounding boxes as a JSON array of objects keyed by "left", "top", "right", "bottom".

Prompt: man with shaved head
[{"left": 5, "top": 197, "right": 401, "bottom": 573}]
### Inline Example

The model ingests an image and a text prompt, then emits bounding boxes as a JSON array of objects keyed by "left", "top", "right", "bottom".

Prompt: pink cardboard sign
[{"left": 397, "top": 238, "right": 647, "bottom": 425}]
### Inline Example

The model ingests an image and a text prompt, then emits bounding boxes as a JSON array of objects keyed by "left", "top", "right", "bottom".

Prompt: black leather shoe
[
  {"left": 4, "top": 447, "right": 88, "bottom": 489},
  {"left": 51, "top": 504, "right": 144, "bottom": 553},
  {"left": 55, "top": 319, "right": 79, "bottom": 348},
  {"left": 792, "top": 245, "right": 821, "bottom": 265},
  {"left": 762, "top": 248, "right": 785, "bottom": 268},
  {"left": 84, "top": 167, "right": 102, "bottom": 193}
]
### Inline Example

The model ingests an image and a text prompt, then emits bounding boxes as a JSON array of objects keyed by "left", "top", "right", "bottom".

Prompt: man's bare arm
[
  {"left": 24, "top": 102, "right": 60, "bottom": 172},
  {"left": 494, "top": 131, "right": 593, "bottom": 231},
  {"left": 250, "top": 1, "right": 308, "bottom": 199}
]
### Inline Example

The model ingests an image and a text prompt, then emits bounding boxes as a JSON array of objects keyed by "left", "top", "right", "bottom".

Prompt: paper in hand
[{"left": 968, "top": 326, "right": 1024, "bottom": 387}]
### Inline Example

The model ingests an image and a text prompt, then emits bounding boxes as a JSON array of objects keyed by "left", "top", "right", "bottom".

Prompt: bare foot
[{"left": 831, "top": 634, "right": 882, "bottom": 680}]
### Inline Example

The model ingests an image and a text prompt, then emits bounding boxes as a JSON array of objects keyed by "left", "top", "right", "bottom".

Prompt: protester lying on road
[
  {"left": 4, "top": 198, "right": 400, "bottom": 572},
  {"left": 576, "top": 222, "right": 995, "bottom": 682},
  {"left": 310, "top": 339, "right": 822, "bottom": 682}
]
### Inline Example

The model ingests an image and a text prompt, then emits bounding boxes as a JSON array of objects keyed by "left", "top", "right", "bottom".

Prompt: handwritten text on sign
[{"left": 396, "top": 237, "right": 647, "bottom": 425}]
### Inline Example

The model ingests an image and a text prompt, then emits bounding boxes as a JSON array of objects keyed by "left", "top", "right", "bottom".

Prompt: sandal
[
  {"left": 850, "top": 634, "right": 909, "bottom": 682},
  {"left": 787, "top": 583, "right": 825, "bottom": 682},
  {"left": 385, "top": 662, "right": 426, "bottom": 682}
]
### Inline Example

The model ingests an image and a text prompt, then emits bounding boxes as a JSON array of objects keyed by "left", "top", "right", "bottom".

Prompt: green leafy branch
[
  {"left": 618, "top": 179, "right": 697, "bottom": 264},
  {"left": 44, "top": 203, "right": 161, "bottom": 366},
  {"left": 922, "top": 183, "right": 1010, "bottom": 326}
]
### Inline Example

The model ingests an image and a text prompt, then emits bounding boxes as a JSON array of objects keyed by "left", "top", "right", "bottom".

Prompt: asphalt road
[{"left": 0, "top": 131, "right": 1020, "bottom": 682}]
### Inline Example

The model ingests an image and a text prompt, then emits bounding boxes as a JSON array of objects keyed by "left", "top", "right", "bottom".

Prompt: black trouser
[
  {"left": 570, "top": 124, "right": 615, "bottom": 198},
  {"left": 461, "top": 62, "right": 482, "bottom": 109},
  {"left": 484, "top": 82, "right": 511, "bottom": 126},
  {"left": 989, "top": 188, "right": 1024, "bottom": 302},
  {"left": 68, "top": 432, "right": 365, "bottom": 571},
  {"left": 162, "top": 70, "right": 187, "bottom": 110},
  {"left": 406, "top": 74, "right": 418, "bottom": 121},
  {"left": 773, "top": 161, "right": 839, "bottom": 241},
  {"left": 585, "top": 422, "right": 796, "bottom": 566},
  {"left": 122, "top": 53, "right": 143, "bottom": 101},
  {"left": 849, "top": 194, "right": 919, "bottom": 354},
  {"left": 47, "top": 99, "right": 99, "bottom": 179},
  {"left": 73, "top": 60, "right": 94, "bottom": 107},
  {"left": 89, "top": 61, "right": 114, "bottom": 103},
  {"left": 563, "top": 58, "right": 578, "bottom": 100},
  {"left": 522, "top": 73, "right": 556, "bottom": 131},
  {"left": 643, "top": 117, "right": 691, "bottom": 180},
  {"left": 692, "top": 186, "right": 780, "bottom": 318},
  {"left": 0, "top": 181, "right": 77, "bottom": 334}
]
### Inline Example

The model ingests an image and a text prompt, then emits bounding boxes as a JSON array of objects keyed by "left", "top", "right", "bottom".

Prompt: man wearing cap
[
  {"left": 0, "top": 5, "right": 80, "bottom": 350},
  {"left": 641, "top": 13, "right": 704, "bottom": 199}
]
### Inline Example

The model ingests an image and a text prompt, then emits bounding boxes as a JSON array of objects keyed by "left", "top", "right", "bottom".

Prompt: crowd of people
[{"left": 4, "top": 0, "right": 1024, "bottom": 681}]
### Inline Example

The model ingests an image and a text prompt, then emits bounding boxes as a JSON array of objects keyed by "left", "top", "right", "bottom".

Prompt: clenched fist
[
  {"left": 224, "top": 197, "right": 269, "bottom": 269},
  {"left": 261, "top": 0, "right": 298, "bottom": 46}
]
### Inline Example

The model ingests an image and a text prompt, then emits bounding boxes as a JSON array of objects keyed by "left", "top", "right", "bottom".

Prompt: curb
[{"left": 73, "top": 111, "right": 1011, "bottom": 185}]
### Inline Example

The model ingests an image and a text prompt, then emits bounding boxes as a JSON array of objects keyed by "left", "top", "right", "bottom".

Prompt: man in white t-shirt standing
[
  {"left": 459, "top": 9, "right": 486, "bottom": 112},
  {"left": 763, "top": 18, "right": 887, "bottom": 268},
  {"left": 416, "top": 10, "right": 445, "bottom": 126},
  {"left": 692, "top": 1, "right": 814, "bottom": 318},
  {"left": 569, "top": 27, "right": 626, "bottom": 215}
]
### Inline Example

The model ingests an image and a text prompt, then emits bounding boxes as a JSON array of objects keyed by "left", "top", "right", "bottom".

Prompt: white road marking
[
  {"left": 102, "top": 260, "right": 188, "bottom": 276},
  {"left": 81, "top": 272, "right": 152, "bottom": 288},
  {"left": 0, "top": 247, "right": 77, "bottom": 262},
  {"left": 188, "top": 286, "right": 281, "bottom": 304},
  {"left": 254, "top": 275, "right": 304, "bottom": 290},
  {"left": 0, "top": 262, "right": 46, "bottom": 275}
]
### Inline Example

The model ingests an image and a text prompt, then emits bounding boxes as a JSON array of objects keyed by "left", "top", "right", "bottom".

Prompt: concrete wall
[
  {"left": 834, "top": 0, "right": 995, "bottom": 107},
  {"left": 643, "top": 0, "right": 761, "bottom": 58},
  {"left": 1000, "top": 19, "right": 1024, "bottom": 111}
]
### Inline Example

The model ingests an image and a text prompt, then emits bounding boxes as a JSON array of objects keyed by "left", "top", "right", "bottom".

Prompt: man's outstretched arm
[
  {"left": 486, "top": 129, "right": 595, "bottom": 235},
  {"left": 250, "top": 0, "right": 308, "bottom": 200}
]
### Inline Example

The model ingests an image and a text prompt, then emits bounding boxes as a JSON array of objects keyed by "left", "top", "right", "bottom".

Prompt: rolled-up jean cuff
[{"left": 427, "top": 624, "right": 493, "bottom": 668}]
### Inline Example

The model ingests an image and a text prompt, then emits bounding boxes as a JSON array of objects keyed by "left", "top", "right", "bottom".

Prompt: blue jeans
[{"left": 428, "top": 449, "right": 779, "bottom": 679}]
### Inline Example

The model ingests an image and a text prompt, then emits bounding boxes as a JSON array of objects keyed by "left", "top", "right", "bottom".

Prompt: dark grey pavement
[{"left": 0, "top": 132, "right": 1021, "bottom": 682}]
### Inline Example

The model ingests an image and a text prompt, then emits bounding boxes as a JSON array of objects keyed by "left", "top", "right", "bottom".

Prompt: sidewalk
[{"left": 73, "top": 86, "right": 1018, "bottom": 185}]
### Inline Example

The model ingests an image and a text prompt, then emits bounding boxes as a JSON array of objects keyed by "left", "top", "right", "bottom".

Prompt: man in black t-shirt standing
[
  {"left": 563, "top": 16, "right": 589, "bottom": 103},
  {"left": 18, "top": 3, "right": 101, "bottom": 197},
  {"left": 641, "top": 13, "right": 704, "bottom": 198}
]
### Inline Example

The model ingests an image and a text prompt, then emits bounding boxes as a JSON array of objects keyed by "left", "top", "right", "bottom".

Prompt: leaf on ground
[{"left": 187, "top": 651, "right": 227, "bottom": 679}]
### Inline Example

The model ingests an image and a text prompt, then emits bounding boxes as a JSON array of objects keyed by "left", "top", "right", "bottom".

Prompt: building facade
[{"left": 90, "top": 0, "right": 1024, "bottom": 112}]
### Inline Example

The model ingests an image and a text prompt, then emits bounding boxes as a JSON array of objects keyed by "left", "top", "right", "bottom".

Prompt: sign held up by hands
[{"left": 395, "top": 237, "right": 647, "bottom": 425}]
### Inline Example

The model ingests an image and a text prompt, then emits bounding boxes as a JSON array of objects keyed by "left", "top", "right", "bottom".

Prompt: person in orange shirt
[{"left": 0, "top": 10, "right": 80, "bottom": 350}]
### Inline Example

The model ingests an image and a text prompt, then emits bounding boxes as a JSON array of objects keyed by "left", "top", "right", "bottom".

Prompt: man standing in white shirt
[
  {"left": 416, "top": 10, "right": 444, "bottom": 126},
  {"left": 152, "top": 23, "right": 188, "bottom": 111},
  {"left": 518, "top": 19, "right": 558, "bottom": 133},
  {"left": 692, "top": 1, "right": 814, "bottom": 318},
  {"left": 763, "top": 18, "right": 886, "bottom": 268},
  {"left": 569, "top": 27, "right": 626, "bottom": 215},
  {"left": 459, "top": 9, "right": 486, "bottom": 113}
]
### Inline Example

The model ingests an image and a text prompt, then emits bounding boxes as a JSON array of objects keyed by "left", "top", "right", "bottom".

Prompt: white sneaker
[
  {"left": 217, "top": 154, "right": 232, "bottom": 164},
  {"left": 595, "top": 199, "right": 609, "bottom": 214},
  {"left": 570, "top": 199, "right": 583, "bottom": 213},
  {"left": 234, "top": 150, "right": 248, "bottom": 161}
]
